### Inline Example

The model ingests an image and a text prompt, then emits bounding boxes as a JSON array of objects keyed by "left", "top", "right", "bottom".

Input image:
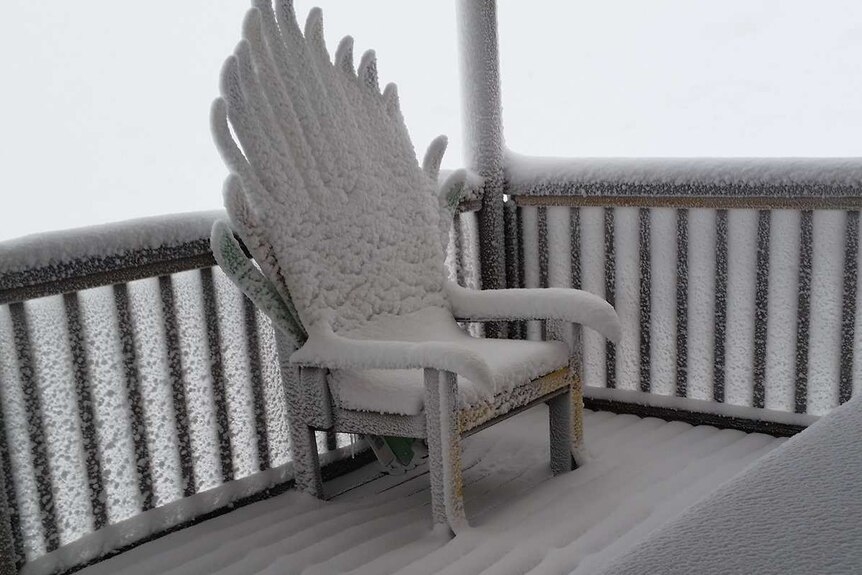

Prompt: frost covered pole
[{"left": 457, "top": 0, "right": 507, "bottom": 336}]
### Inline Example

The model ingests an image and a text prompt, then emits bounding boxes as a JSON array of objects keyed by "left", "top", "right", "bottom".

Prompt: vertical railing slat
[
  {"left": 112, "top": 284, "right": 155, "bottom": 511},
  {"left": 242, "top": 297, "right": 271, "bottom": 471},
  {"left": 675, "top": 209, "right": 689, "bottom": 398},
  {"left": 504, "top": 200, "right": 524, "bottom": 339},
  {"left": 8, "top": 302, "right": 60, "bottom": 552},
  {"left": 639, "top": 208, "right": 652, "bottom": 393},
  {"left": 0, "top": 392, "right": 24, "bottom": 572},
  {"left": 752, "top": 210, "right": 771, "bottom": 408},
  {"left": 199, "top": 268, "right": 235, "bottom": 484},
  {"left": 62, "top": 293, "right": 108, "bottom": 531},
  {"left": 604, "top": 208, "right": 616, "bottom": 389},
  {"left": 158, "top": 276, "right": 197, "bottom": 497},
  {"left": 839, "top": 210, "right": 859, "bottom": 405},
  {"left": 712, "top": 210, "right": 729, "bottom": 403},
  {"left": 794, "top": 211, "right": 814, "bottom": 414},
  {"left": 537, "top": 206, "right": 549, "bottom": 340},
  {"left": 453, "top": 212, "right": 467, "bottom": 287}
]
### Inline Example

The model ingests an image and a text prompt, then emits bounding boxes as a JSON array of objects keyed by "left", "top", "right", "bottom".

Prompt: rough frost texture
[
  {"left": 596, "top": 396, "right": 862, "bottom": 575},
  {"left": 212, "top": 2, "right": 452, "bottom": 335},
  {"left": 506, "top": 152, "right": 862, "bottom": 192},
  {"left": 0, "top": 212, "right": 222, "bottom": 276},
  {"left": 212, "top": 2, "right": 619, "bottom": 404}
]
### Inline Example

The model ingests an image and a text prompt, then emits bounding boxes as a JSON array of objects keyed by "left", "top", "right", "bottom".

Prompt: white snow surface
[
  {"left": 506, "top": 151, "right": 862, "bottom": 189},
  {"left": 293, "top": 306, "right": 569, "bottom": 404},
  {"left": 0, "top": 211, "right": 222, "bottom": 275},
  {"left": 595, "top": 395, "right": 862, "bottom": 575},
  {"left": 75, "top": 408, "right": 786, "bottom": 575}
]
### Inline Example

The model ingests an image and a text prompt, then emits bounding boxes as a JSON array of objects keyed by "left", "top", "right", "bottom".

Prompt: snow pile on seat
[
  {"left": 323, "top": 308, "right": 569, "bottom": 415},
  {"left": 595, "top": 395, "right": 862, "bottom": 575},
  {"left": 211, "top": 1, "right": 455, "bottom": 336}
]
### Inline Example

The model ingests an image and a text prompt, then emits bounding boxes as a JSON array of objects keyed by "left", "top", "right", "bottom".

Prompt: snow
[
  {"left": 506, "top": 153, "right": 862, "bottom": 192},
  {"left": 73, "top": 408, "right": 786, "bottom": 575},
  {"left": 0, "top": 211, "right": 222, "bottom": 277},
  {"left": 446, "top": 282, "right": 621, "bottom": 343},
  {"left": 595, "top": 395, "right": 862, "bottom": 575},
  {"left": 293, "top": 306, "right": 569, "bottom": 405}
]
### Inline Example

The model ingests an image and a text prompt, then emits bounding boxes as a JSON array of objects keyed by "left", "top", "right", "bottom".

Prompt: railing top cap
[
  {"left": 506, "top": 153, "right": 862, "bottom": 196},
  {"left": 0, "top": 210, "right": 224, "bottom": 277}
]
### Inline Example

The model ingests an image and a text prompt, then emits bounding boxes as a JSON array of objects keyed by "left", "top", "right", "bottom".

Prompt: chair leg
[
  {"left": 547, "top": 386, "right": 574, "bottom": 475},
  {"left": 289, "top": 421, "right": 324, "bottom": 498},
  {"left": 424, "top": 368, "right": 467, "bottom": 533}
]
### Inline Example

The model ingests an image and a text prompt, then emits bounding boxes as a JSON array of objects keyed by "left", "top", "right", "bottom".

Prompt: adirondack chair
[{"left": 209, "top": 0, "right": 621, "bottom": 533}]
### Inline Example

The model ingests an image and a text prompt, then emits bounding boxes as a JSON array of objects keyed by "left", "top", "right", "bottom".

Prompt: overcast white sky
[{"left": 1, "top": 1, "right": 861, "bottom": 241}]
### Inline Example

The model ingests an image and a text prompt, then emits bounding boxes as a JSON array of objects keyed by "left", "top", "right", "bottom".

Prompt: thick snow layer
[
  {"left": 0, "top": 211, "right": 222, "bottom": 277},
  {"left": 212, "top": 3, "right": 452, "bottom": 336},
  {"left": 293, "top": 306, "right": 568, "bottom": 402},
  {"left": 75, "top": 408, "right": 785, "bottom": 575},
  {"left": 595, "top": 396, "right": 862, "bottom": 575},
  {"left": 505, "top": 152, "right": 862, "bottom": 191},
  {"left": 447, "top": 281, "right": 621, "bottom": 343},
  {"left": 328, "top": 334, "right": 568, "bottom": 415}
]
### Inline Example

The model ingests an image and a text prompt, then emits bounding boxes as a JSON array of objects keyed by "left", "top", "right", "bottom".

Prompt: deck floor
[{"left": 80, "top": 408, "right": 786, "bottom": 575}]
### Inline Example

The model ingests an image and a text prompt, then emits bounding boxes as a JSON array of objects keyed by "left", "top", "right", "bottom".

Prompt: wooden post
[{"left": 457, "top": 0, "right": 507, "bottom": 337}]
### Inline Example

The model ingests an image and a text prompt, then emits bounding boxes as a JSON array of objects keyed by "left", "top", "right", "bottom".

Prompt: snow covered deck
[{"left": 78, "top": 407, "right": 785, "bottom": 575}]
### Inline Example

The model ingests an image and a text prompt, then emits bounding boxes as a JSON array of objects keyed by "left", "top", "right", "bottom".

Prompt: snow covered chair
[{"left": 209, "top": 0, "right": 621, "bottom": 533}]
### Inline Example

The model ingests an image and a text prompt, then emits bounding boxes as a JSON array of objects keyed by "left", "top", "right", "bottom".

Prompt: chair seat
[{"left": 328, "top": 337, "right": 569, "bottom": 416}]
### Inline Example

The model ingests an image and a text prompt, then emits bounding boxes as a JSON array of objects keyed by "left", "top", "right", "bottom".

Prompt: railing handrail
[
  {"left": 505, "top": 153, "right": 862, "bottom": 204},
  {"left": 0, "top": 211, "right": 224, "bottom": 305}
]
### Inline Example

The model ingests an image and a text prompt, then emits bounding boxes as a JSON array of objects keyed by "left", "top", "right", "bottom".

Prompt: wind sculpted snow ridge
[{"left": 75, "top": 408, "right": 784, "bottom": 575}]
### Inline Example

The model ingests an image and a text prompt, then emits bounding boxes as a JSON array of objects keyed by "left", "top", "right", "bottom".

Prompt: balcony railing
[
  {"left": 504, "top": 155, "right": 861, "bottom": 433},
  {"left": 0, "top": 159, "right": 860, "bottom": 575}
]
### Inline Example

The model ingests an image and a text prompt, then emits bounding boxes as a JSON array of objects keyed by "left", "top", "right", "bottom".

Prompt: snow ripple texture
[{"left": 78, "top": 409, "right": 785, "bottom": 575}]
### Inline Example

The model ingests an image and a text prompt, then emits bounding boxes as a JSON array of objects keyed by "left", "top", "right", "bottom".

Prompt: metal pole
[{"left": 457, "top": 0, "right": 507, "bottom": 336}]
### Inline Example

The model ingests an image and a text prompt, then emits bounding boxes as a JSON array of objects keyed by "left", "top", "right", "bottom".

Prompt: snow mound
[{"left": 595, "top": 395, "right": 862, "bottom": 575}]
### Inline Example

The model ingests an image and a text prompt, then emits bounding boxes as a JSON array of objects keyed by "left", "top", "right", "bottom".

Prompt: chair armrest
[
  {"left": 290, "top": 320, "right": 495, "bottom": 395},
  {"left": 446, "top": 281, "right": 622, "bottom": 343}
]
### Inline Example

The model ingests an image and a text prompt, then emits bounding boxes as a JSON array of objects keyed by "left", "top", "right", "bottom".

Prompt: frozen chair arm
[{"left": 446, "top": 281, "right": 622, "bottom": 343}]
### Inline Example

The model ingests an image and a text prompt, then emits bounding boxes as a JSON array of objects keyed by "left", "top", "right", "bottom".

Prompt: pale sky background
[{"left": 1, "top": 1, "right": 861, "bottom": 241}]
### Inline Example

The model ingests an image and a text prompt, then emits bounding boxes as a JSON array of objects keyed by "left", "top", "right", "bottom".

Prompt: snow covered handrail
[
  {"left": 506, "top": 154, "right": 862, "bottom": 209},
  {"left": 0, "top": 211, "right": 223, "bottom": 306}
]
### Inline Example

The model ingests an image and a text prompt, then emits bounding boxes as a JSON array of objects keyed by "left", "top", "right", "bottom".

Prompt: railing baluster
[
  {"left": 537, "top": 206, "right": 549, "bottom": 340},
  {"left": 243, "top": 297, "right": 271, "bottom": 471},
  {"left": 158, "top": 276, "right": 197, "bottom": 497},
  {"left": 675, "top": 209, "right": 689, "bottom": 398},
  {"left": 62, "top": 293, "right": 108, "bottom": 531},
  {"left": 794, "top": 211, "right": 814, "bottom": 414},
  {"left": 604, "top": 208, "right": 616, "bottom": 389},
  {"left": 504, "top": 200, "right": 524, "bottom": 339},
  {"left": 199, "top": 268, "right": 235, "bottom": 484},
  {"left": 112, "top": 284, "right": 155, "bottom": 511},
  {"left": 453, "top": 212, "right": 467, "bottom": 288},
  {"left": 712, "top": 209, "right": 729, "bottom": 403},
  {"left": 839, "top": 210, "right": 859, "bottom": 405},
  {"left": 639, "top": 208, "right": 652, "bottom": 393},
  {"left": 752, "top": 211, "right": 771, "bottom": 408},
  {"left": 8, "top": 302, "right": 60, "bottom": 552},
  {"left": 0, "top": 393, "right": 24, "bottom": 573}
]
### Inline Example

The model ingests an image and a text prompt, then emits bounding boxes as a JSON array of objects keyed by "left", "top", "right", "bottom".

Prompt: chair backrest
[{"left": 211, "top": 0, "right": 452, "bottom": 335}]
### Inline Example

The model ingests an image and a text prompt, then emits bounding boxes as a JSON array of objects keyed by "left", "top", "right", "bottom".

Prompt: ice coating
[{"left": 212, "top": 2, "right": 450, "bottom": 336}]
